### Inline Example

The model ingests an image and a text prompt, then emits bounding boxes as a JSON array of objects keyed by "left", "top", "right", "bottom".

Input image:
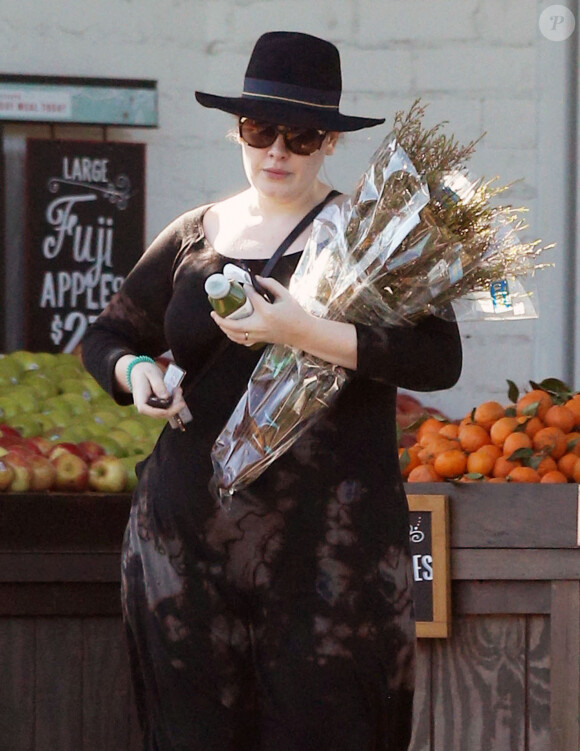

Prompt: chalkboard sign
[
  {"left": 23, "top": 139, "right": 146, "bottom": 353},
  {"left": 408, "top": 494, "right": 451, "bottom": 638}
]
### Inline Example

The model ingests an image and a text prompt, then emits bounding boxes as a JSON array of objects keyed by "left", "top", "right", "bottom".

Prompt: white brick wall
[{"left": 1, "top": 0, "right": 574, "bottom": 417}]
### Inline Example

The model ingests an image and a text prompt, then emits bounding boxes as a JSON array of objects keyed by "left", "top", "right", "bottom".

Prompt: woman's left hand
[{"left": 210, "top": 276, "right": 309, "bottom": 349}]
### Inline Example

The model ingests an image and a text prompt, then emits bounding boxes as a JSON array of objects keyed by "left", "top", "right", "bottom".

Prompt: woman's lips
[{"left": 263, "top": 168, "right": 290, "bottom": 179}]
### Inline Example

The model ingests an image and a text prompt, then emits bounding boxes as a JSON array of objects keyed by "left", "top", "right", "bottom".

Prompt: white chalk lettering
[
  {"left": 42, "top": 194, "right": 97, "bottom": 259},
  {"left": 62, "top": 156, "right": 109, "bottom": 183},
  {"left": 412, "top": 554, "right": 433, "bottom": 582}
]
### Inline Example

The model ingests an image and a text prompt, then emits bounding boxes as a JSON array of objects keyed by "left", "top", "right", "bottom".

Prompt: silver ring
[{"left": 244, "top": 331, "right": 249, "bottom": 342}]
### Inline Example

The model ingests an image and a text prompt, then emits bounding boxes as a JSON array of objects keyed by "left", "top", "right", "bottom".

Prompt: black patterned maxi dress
[{"left": 81, "top": 204, "right": 462, "bottom": 751}]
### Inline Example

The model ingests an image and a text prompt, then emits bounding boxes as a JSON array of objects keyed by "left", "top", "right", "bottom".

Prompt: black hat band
[{"left": 242, "top": 78, "right": 340, "bottom": 111}]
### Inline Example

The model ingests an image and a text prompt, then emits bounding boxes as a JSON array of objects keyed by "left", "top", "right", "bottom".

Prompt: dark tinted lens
[
  {"left": 239, "top": 120, "right": 278, "bottom": 148},
  {"left": 239, "top": 119, "right": 326, "bottom": 155},
  {"left": 285, "top": 129, "right": 326, "bottom": 155}
]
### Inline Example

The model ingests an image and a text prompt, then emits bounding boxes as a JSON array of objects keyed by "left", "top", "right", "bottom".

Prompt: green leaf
[
  {"left": 507, "top": 447, "right": 534, "bottom": 462},
  {"left": 538, "top": 377, "right": 571, "bottom": 395},
  {"left": 566, "top": 437, "right": 580, "bottom": 451},
  {"left": 521, "top": 401, "right": 540, "bottom": 417},
  {"left": 504, "top": 406, "right": 517, "bottom": 417},
  {"left": 464, "top": 472, "right": 485, "bottom": 481},
  {"left": 470, "top": 406, "right": 476, "bottom": 423},
  {"left": 528, "top": 454, "right": 544, "bottom": 470},
  {"left": 529, "top": 380, "right": 542, "bottom": 391},
  {"left": 399, "top": 448, "right": 410, "bottom": 472},
  {"left": 507, "top": 379, "right": 520, "bottom": 403}
]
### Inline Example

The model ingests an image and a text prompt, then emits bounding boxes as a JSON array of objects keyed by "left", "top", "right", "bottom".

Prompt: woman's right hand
[{"left": 114, "top": 356, "right": 188, "bottom": 419}]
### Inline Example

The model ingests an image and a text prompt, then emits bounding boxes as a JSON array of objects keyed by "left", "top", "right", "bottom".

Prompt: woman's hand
[
  {"left": 114, "top": 356, "right": 188, "bottom": 419},
  {"left": 210, "top": 276, "right": 358, "bottom": 369},
  {"left": 210, "top": 276, "right": 309, "bottom": 349}
]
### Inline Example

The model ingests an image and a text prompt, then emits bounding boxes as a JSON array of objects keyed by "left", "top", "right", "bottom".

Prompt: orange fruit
[
  {"left": 557, "top": 452, "right": 579, "bottom": 480},
  {"left": 489, "top": 416, "right": 520, "bottom": 447},
  {"left": 572, "top": 459, "right": 580, "bottom": 484},
  {"left": 458, "top": 474, "right": 484, "bottom": 483},
  {"left": 458, "top": 424, "right": 490, "bottom": 453},
  {"left": 438, "top": 422, "right": 460, "bottom": 440},
  {"left": 564, "top": 395, "right": 580, "bottom": 427},
  {"left": 565, "top": 431, "right": 580, "bottom": 456},
  {"left": 523, "top": 416, "right": 544, "bottom": 439},
  {"left": 416, "top": 417, "right": 445, "bottom": 444},
  {"left": 502, "top": 431, "right": 532, "bottom": 457},
  {"left": 535, "top": 455, "right": 557, "bottom": 477},
  {"left": 544, "top": 405, "right": 575, "bottom": 434},
  {"left": 507, "top": 466, "right": 541, "bottom": 483},
  {"left": 479, "top": 444, "right": 502, "bottom": 462},
  {"left": 473, "top": 401, "right": 505, "bottom": 430},
  {"left": 540, "top": 470, "right": 568, "bottom": 484},
  {"left": 486, "top": 476, "right": 507, "bottom": 483},
  {"left": 399, "top": 446, "right": 421, "bottom": 478},
  {"left": 433, "top": 449, "right": 467, "bottom": 478},
  {"left": 532, "top": 426, "right": 567, "bottom": 459},
  {"left": 417, "top": 437, "right": 458, "bottom": 463},
  {"left": 466, "top": 449, "right": 495, "bottom": 476},
  {"left": 458, "top": 415, "right": 474, "bottom": 431},
  {"left": 407, "top": 464, "right": 443, "bottom": 483},
  {"left": 516, "top": 389, "right": 553, "bottom": 421},
  {"left": 493, "top": 455, "right": 521, "bottom": 478}
]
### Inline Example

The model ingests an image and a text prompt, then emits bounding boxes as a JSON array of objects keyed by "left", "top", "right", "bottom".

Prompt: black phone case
[{"left": 147, "top": 394, "right": 173, "bottom": 409}]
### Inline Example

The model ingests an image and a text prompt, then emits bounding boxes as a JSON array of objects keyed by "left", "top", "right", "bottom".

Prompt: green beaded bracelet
[{"left": 126, "top": 355, "right": 155, "bottom": 391}]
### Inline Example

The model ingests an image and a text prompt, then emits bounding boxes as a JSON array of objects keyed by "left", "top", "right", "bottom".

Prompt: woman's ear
[{"left": 325, "top": 132, "right": 340, "bottom": 155}]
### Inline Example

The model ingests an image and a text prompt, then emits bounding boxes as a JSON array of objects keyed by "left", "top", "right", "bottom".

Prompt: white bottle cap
[{"left": 204, "top": 273, "right": 230, "bottom": 299}]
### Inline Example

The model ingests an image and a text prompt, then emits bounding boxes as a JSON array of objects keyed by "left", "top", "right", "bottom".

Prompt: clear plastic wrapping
[{"left": 210, "top": 105, "right": 552, "bottom": 503}]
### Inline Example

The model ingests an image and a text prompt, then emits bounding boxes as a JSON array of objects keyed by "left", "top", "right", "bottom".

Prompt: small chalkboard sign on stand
[{"left": 407, "top": 494, "right": 451, "bottom": 638}]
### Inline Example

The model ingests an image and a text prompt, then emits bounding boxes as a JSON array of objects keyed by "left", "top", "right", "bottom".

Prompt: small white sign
[{"left": 0, "top": 87, "right": 72, "bottom": 120}]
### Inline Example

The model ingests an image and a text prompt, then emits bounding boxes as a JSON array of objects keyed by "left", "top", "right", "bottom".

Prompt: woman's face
[{"left": 239, "top": 122, "right": 339, "bottom": 204}]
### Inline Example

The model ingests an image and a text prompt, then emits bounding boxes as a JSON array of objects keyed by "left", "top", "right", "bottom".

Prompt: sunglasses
[{"left": 238, "top": 117, "right": 327, "bottom": 156}]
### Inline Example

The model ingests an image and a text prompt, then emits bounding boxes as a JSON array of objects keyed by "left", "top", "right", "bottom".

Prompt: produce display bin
[{"left": 0, "top": 484, "right": 579, "bottom": 750}]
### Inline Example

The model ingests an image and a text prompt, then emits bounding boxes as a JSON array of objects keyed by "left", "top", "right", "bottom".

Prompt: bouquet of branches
[{"left": 210, "top": 100, "right": 552, "bottom": 502}]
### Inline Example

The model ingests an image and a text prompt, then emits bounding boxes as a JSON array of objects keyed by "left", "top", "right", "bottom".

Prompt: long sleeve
[
  {"left": 354, "top": 310, "right": 462, "bottom": 392},
  {"left": 81, "top": 214, "right": 189, "bottom": 403}
]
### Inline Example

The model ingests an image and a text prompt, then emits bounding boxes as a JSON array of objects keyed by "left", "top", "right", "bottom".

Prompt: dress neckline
[{"left": 197, "top": 203, "right": 304, "bottom": 263}]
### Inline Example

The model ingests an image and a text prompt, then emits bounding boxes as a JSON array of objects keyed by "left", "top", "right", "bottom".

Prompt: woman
[{"left": 82, "top": 31, "right": 462, "bottom": 751}]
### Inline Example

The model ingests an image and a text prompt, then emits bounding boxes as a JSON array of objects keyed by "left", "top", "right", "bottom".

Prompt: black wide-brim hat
[{"left": 195, "top": 31, "right": 385, "bottom": 132}]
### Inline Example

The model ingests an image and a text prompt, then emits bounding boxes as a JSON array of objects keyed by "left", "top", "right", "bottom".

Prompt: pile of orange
[{"left": 400, "top": 386, "right": 580, "bottom": 484}]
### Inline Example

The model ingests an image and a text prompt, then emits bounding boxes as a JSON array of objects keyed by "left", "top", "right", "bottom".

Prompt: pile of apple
[{"left": 0, "top": 350, "right": 165, "bottom": 493}]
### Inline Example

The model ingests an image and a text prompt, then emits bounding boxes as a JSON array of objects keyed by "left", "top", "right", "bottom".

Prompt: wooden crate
[{"left": 0, "top": 484, "right": 578, "bottom": 750}]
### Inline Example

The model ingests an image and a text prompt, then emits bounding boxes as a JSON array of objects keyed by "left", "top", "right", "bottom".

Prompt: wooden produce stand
[{"left": 0, "top": 484, "right": 579, "bottom": 751}]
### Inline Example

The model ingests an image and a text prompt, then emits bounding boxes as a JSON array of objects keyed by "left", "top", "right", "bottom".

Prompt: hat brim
[{"left": 195, "top": 91, "right": 385, "bottom": 132}]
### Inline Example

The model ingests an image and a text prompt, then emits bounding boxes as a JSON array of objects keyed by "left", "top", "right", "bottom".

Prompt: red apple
[
  {"left": 48, "top": 442, "right": 85, "bottom": 462},
  {"left": 0, "top": 435, "right": 23, "bottom": 451},
  {"left": 396, "top": 393, "right": 424, "bottom": 413},
  {"left": 52, "top": 452, "right": 89, "bottom": 492},
  {"left": 24, "top": 435, "right": 54, "bottom": 457},
  {"left": 88, "top": 455, "right": 127, "bottom": 493},
  {"left": 0, "top": 459, "right": 15, "bottom": 490},
  {"left": 0, "top": 424, "right": 22, "bottom": 440},
  {"left": 29, "top": 455, "right": 58, "bottom": 491},
  {"left": 77, "top": 440, "right": 106, "bottom": 464},
  {"left": 3, "top": 444, "right": 37, "bottom": 460},
  {"left": 3, "top": 450, "right": 33, "bottom": 492}
]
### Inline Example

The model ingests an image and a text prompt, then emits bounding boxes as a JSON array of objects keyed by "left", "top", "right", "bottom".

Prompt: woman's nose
[{"left": 268, "top": 133, "right": 289, "bottom": 156}]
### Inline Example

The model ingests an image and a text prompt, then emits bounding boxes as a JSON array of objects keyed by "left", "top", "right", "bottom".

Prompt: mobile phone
[
  {"left": 246, "top": 266, "right": 274, "bottom": 304},
  {"left": 223, "top": 262, "right": 274, "bottom": 304},
  {"left": 161, "top": 363, "right": 193, "bottom": 431},
  {"left": 146, "top": 394, "right": 173, "bottom": 409}
]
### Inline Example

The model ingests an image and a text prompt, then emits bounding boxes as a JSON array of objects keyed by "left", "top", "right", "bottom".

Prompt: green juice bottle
[{"left": 204, "top": 273, "right": 254, "bottom": 319}]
